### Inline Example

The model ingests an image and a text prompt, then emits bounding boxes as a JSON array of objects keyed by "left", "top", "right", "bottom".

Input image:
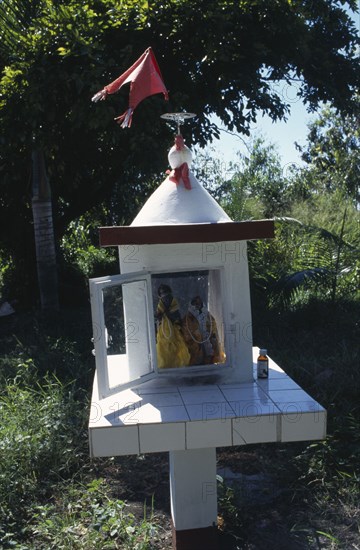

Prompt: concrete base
[{"left": 171, "top": 521, "right": 219, "bottom": 550}]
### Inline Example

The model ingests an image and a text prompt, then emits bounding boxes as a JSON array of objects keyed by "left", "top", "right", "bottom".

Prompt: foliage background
[{"left": 0, "top": 0, "right": 359, "bottom": 305}]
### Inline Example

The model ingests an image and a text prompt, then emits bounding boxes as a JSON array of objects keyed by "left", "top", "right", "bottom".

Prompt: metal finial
[{"left": 160, "top": 112, "right": 196, "bottom": 134}]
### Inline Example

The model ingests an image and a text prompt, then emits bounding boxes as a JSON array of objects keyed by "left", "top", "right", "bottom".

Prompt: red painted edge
[
  {"left": 99, "top": 220, "right": 275, "bottom": 247},
  {"left": 172, "top": 522, "right": 219, "bottom": 550}
]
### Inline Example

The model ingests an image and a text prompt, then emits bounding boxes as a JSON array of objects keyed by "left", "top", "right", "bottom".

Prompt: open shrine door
[{"left": 89, "top": 272, "right": 156, "bottom": 398}]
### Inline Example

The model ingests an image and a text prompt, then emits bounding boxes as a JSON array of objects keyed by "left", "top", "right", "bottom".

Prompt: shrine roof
[{"left": 130, "top": 171, "right": 231, "bottom": 226}]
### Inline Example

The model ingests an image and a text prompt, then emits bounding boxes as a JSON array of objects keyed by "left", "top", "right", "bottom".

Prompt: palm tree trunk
[{"left": 32, "top": 149, "right": 59, "bottom": 311}]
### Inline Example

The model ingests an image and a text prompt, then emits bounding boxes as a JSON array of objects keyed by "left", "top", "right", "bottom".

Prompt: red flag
[{"left": 92, "top": 47, "right": 169, "bottom": 128}]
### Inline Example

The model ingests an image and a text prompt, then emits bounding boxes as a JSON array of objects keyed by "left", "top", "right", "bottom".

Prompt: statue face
[
  {"left": 191, "top": 297, "right": 203, "bottom": 311},
  {"left": 158, "top": 284, "right": 171, "bottom": 298},
  {"left": 159, "top": 289, "right": 169, "bottom": 298}
]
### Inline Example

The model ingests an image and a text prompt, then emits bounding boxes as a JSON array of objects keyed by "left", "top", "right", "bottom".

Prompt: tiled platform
[{"left": 89, "top": 350, "right": 326, "bottom": 457}]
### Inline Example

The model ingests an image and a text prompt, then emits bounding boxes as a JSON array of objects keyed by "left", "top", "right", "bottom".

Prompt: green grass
[
  {"left": 27, "top": 479, "right": 158, "bottom": 550},
  {"left": 0, "top": 358, "right": 87, "bottom": 546}
]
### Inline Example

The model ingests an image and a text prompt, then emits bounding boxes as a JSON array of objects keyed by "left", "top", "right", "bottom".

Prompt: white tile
[
  {"left": 132, "top": 377, "right": 179, "bottom": 392},
  {"left": 105, "top": 401, "right": 141, "bottom": 427},
  {"left": 89, "top": 426, "right": 139, "bottom": 457},
  {"left": 139, "top": 423, "right": 186, "bottom": 453},
  {"left": 120, "top": 403, "right": 190, "bottom": 424},
  {"left": 177, "top": 384, "right": 221, "bottom": 392},
  {"left": 268, "top": 389, "right": 314, "bottom": 404},
  {"left": 269, "top": 361, "right": 285, "bottom": 372},
  {"left": 220, "top": 385, "right": 269, "bottom": 402},
  {"left": 276, "top": 400, "right": 325, "bottom": 415},
  {"left": 227, "top": 399, "right": 280, "bottom": 418},
  {"left": 253, "top": 366, "right": 288, "bottom": 381},
  {"left": 185, "top": 403, "right": 234, "bottom": 422},
  {"left": 136, "top": 384, "right": 179, "bottom": 394},
  {"left": 232, "top": 414, "right": 279, "bottom": 445},
  {"left": 179, "top": 388, "right": 227, "bottom": 405},
  {"left": 281, "top": 410, "right": 327, "bottom": 442},
  {"left": 139, "top": 391, "right": 183, "bottom": 407},
  {"left": 186, "top": 419, "right": 232, "bottom": 449},
  {"left": 219, "top": 382, "right": 258, "bottom": 389},
  {"left": 256, "top": 377, "right": 301, "bottom": 391},
  {"left": 267, "top": 367, "right": 289, "bottom": 379},
  {"left": 90, "top": 390, "right": 142, "bottom": 427}
]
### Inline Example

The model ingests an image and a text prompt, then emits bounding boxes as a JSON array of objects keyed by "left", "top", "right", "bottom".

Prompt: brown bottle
[{"left": 257, "top": 348, "right": 269, "bottom": 378}]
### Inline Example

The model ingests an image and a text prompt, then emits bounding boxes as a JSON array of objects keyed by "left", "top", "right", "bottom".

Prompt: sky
[
  {"left": 207, "top": 3, "right": 359, "bottom": 174},
  {"left": 210, "top": 86, "right": 314, "bottom": 172}
]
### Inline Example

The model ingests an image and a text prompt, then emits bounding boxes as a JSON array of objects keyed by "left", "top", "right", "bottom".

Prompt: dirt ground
[{"left": 93, "top": 445, "right": 337, "bottom": 550}]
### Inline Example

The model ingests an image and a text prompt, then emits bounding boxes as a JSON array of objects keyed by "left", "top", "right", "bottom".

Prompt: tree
[
  {"left": 0, "top": 0, "right": 359, "bottom": 304},
  {"left": 296, "top": 96, "right": 360, "bottom": 205},
  {"left": 220, "top": 138, "right": 291, "bottom": 219},
  {"left": 32, "top": 150, "right": 59, "bottom": 311}
]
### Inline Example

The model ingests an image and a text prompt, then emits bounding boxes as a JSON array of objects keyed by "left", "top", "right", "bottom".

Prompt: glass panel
[
  {"left": 102, "top": 279, "right": 152, "bottom": 388},
  {"left": 152, "top": 270, "right": 226, "bottom": 369},
  {"left": 103, "top": 285, "right": 125, "bottom": 356}
]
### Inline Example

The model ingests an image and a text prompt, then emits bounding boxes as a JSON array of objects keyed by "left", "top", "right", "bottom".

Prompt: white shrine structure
[{"left": 88, "top": 123, "right": 326, "bottom": 550}]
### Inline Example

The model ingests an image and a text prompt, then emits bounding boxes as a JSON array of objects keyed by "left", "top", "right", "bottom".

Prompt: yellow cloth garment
[{"left": 156, "top": 298, "right": 190, "bottom": 369}]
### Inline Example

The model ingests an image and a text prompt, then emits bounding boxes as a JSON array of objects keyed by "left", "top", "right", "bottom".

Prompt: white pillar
[{"left": 169, "top": 448, "right": 217, "bottom": 530}]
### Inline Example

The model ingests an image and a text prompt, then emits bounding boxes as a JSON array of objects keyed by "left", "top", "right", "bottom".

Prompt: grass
[
  {"left": 0, "top": 299, "right": 359, "bottom": 549},
  {"left": 27, "top": 479, "right": 158, "bottom": 550}
]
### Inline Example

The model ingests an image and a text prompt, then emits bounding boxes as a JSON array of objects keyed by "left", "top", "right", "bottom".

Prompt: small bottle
[{"left": 257, "top": 348, "right": 269, "bottom": 379}]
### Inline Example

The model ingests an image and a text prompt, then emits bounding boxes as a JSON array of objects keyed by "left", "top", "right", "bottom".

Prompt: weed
[{"left": 28, "top": 479, "right": 158, "bottom": 549}]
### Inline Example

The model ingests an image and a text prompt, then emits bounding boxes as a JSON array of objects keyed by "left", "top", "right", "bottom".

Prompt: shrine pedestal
[{"left": 170, "top": 448, "right": 218, "bottom": 549}]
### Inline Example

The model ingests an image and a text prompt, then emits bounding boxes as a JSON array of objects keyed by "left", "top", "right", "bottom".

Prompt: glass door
[{"left": 89, "top": 273, "right": 155, "bottom": 398}]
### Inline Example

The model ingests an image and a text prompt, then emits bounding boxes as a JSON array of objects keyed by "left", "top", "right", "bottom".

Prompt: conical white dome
[{"left": 131, "top": 137, "right": 231, "bottom": 226}]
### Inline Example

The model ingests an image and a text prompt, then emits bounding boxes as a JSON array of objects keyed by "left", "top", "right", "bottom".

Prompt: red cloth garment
[
  {"left": 167, "top": 163, "right": 192, "bottom": 190},
  {"left": 91, "top": 47, "right": 168, "bottom": 127}
]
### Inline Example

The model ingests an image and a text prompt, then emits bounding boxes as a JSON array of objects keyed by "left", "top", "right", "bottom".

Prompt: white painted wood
[
  {"left": 89, "top": 272, "right": 157, "bottom": 398},
  {"left": 121, "top": 279, "right": 153, "bottom": 380},
  {"left": 119, "top": 241, "right": 254, "bottom": 383},
  {"left": 169, "top": 448, "right": 217, "bottom": 530},
  {"left": 107, "top": 354, "right": 129, "bottom": 387},
  {"left": 89, "top": 277, "right": 111, "bottom": 398}
]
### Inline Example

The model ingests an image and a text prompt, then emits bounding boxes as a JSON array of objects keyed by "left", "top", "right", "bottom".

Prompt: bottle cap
[{"left": 259, "top": 348, "right": 267, "bottom": 355}]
